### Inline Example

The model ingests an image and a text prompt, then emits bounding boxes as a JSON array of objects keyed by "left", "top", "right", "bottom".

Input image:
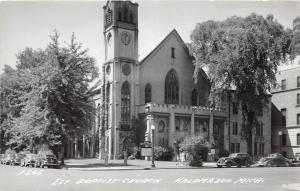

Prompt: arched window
[
  {"left": 145, "top": 83, "right": 152, "bottom": 103},
  {"left": 121, "top": 81, "right": 130, "bottom": 129},
  {"left": 165, "top": 69, "right": 179, "bottom": 104},
  {"left": 158, "top": 120, "right": 165, "bottom": 133},
  {"left": 192, "top": 89, "right": 198, "bottom": 106}
]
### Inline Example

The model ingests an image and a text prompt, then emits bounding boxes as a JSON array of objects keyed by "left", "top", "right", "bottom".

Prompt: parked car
[
  {"left": 34, "top": 153, "right": 59, "bottom": 168},
  {"left": 257, "top": 153, "right": 291, "bottom": 167},
  {"left": 20, "top": 154, "right": 37, "bottom": 167},
  {"left": 290, "top": 153, "right": 300, "bottom": 166},
  {"left": 2, "top": 154, "right": 16, "bottom": 165},
  {"left": 11, "top": 153, "right": 26, "bottom": 166},
  {"left": 0, "top": 154, "right": 6, "bottom": 164},
  {"left": 217, "top": 153, "right": 251, "bottom": 168}
]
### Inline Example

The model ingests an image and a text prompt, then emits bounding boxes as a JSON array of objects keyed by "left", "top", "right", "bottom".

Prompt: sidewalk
[{"left": 62, "top": 158, "right": 217, "bottom": 171}]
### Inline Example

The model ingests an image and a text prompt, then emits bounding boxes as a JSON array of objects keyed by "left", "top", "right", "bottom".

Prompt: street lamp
[
  {"left": 151, "top": 124, "right": 155, "bottom": 168},
  {"left": 278, "top": 131, "right": 282, "bottom": 154}
]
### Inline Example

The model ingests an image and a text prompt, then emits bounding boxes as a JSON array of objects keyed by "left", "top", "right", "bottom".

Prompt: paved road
[{"left": 0, "top": 164, "right": 300, "bottom": 191}]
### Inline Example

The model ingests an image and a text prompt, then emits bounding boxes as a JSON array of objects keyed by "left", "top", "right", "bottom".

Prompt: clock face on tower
[{"left": 121, "top": 31, "right": 131, "bottom": 45}]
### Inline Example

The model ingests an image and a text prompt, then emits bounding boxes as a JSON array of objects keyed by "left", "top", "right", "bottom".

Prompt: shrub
[
  {"left": 153, "top": 146, "right": 173, "bottom": 161},
  {"left": 179, "top": 135, "right": 210, "bottom": 167}
]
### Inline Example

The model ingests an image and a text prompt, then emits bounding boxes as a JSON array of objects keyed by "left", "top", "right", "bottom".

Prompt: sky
[{"left": 0, "top": 0, "right": 300, "bottom": 74}]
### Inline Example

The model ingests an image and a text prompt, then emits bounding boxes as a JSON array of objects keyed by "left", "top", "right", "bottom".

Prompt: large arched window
[
  {"left": 165, "top": 69, "right": 179, "bottom": 104},
  {"left": 121, "top": 81, "right": 130, "bottom": 129},
  {"left": 145, "top": 83, "right": 152, "bottom": 103},
  {"left": 192, "top": 89, "right": 198, "bottom": 106}
]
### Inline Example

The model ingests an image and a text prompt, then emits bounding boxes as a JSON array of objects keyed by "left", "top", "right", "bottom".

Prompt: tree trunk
[
  {"left": 60, "top": 137, "right": 65, "bottom": 166},
  {"left": 246, "top": 111, "right": 254, "bottom": 157}
]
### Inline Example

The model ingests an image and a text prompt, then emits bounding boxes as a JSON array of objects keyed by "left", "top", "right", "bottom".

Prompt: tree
[
  {"left": 1, "top": 31, "right": 98, "bottom": 162},
  {"left": 188, "top": 14, "right": 297, "bottom": 156}
]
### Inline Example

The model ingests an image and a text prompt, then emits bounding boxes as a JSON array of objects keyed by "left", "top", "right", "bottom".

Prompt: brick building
[{"left": 271, "top": 65, "right": 300, "bottom": 158}]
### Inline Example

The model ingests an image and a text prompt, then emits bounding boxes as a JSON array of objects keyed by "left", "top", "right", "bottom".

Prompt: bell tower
[{"left": 102, "top": 1, "right": 139, "bottom": 159}]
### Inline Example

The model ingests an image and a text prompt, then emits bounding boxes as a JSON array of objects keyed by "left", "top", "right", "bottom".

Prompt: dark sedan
[
  {"left": 217, "top": 153, "right": 252, "bottom": 168},
  {"left": 257, "top": 153, "right": 291, "bottom": 167},
  {"left": 34, "top": 153, "right": 59, "bottom": 168}
]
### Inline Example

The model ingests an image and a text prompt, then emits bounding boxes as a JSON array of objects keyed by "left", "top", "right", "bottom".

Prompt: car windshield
[
  {"left": 267, "top": 154, "right": 280, "bottom": 158},
  {"left": 8, "top": 154, "right": 15, "bottom": 159},
  {"left": 229, "top": 153, "right": 237, "bottom": 158},
  {"left": 46, "top": 155, "right": 56, "bottom": 158},
  {"left": 28, "top": 155, "right": 36, "bottom": 159}
]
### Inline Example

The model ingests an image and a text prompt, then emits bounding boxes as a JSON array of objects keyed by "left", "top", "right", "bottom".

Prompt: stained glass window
[
  {"left": 145, "top": 83, "right": 152, "bottom": 103},
  {"left": 121, "top": 81, "right": 130, "bottom": 130},
  {"left": 165, "top": 69, "right": 179, "bottom": 104}
]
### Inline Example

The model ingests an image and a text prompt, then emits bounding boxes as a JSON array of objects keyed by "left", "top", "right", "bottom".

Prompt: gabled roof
[{"left": 139, "top": 29, "right": 192, "bottom": 65}]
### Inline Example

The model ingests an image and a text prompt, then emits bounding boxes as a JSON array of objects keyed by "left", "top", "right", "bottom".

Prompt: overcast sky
[{"left": 0, "top": 0, "right": 300, "bottom": 74}]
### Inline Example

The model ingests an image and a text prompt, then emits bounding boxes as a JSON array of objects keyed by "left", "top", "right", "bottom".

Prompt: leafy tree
[
  {"left": 179, "top": 135, "right": 210, "bottom": 166},
  {"left": 1, "top": 31, "right": 98, "bottom": 162},
  {"left": 188, "top": 14, "right": 297, "bottom": 156}
]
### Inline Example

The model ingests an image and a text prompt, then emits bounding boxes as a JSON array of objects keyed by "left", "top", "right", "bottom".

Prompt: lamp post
[
  {"left": 151, "top": 124, "right": 155, "bottom": 168},
  {"left": 278, "top": 131, "right": 282, "bottom": 154}
]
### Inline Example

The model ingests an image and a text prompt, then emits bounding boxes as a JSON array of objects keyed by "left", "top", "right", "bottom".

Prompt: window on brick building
[
  {"left": 281, "top": 134, "right": 287, "bottom": 146},
  {"left": 297, "top": 76, "right": 300, "bottom": 88},
  {"left": 256, "top": 123, "right": 263, "bottom": 137},
  {"left": 297, "top": 114, "right": 300, "bottom": 125},
  {"left": 297, "top": 133, "right": 300, "bottom": 145},
  {"left": 281, "top": 108, "right": 286, "bottom": 127},
  {"left": 232, "top": 122, "right": 238, "bottom": 135},
  {"left": 297, "top": 94, "right": 300, "bottom": 105},
  {"left": 281, "top": 79, "right": 286, "bottom": 90},
  {"left": 232, "top": 102, "right": 238, "bottom": 114}
]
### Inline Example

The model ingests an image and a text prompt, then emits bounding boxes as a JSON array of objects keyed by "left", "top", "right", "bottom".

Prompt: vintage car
[
  {"left": 21, "top": 154, "right": 37, "bottom": 167},
  {"left": 2, "top": 154, "right": 16, "bottom": 165},
  {"left": 11, "top": 153, "right": 26, "bottom": 166},
  {"left": 217, "top": 153, "right": 252, "bottom": 168},
  {"left": 257, "top": 153, "right": 291, "bottom": 167},
  {"left": 34, "top": 153, "right": 59, "bottom": 168},
  {"left": 291, "top": 153, "right": 300, "bottom": 163}
]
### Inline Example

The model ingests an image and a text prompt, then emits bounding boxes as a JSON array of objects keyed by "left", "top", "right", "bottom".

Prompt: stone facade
[
  {"left": 97, "top": 0, "right": 272, "bottom": 160},
  {"left": 271, "top": 66, "right": 300, "bottom": 158}
]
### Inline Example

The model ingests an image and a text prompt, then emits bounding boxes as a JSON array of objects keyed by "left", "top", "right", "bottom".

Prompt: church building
[{"left": 95, "top": 0, "right": 271, "bottom": 160}]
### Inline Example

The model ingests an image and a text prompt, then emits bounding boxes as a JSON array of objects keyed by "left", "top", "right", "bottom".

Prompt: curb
[{"left": 61, "top": 165, "right": 218, "bottom": 171}]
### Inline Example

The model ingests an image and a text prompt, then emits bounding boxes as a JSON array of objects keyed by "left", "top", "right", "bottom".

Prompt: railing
[{"left": 138, "top": 103, "right": 227, "bottom": 116}]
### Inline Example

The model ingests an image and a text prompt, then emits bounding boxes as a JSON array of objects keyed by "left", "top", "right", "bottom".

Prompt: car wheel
[
  {"left": 226, "top": 162, "right": 232, "bottom": 168},
  {"left": 266, "top": 162, "right": 273, "bottom": 167},
  {"left": 217, "top": 165, "right": 223, "bottom": 168}
]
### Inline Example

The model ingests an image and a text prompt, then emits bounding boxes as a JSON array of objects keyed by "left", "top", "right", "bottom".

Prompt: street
[{"left": 0, "top": 165, "right": 300, "bottom": 191}]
